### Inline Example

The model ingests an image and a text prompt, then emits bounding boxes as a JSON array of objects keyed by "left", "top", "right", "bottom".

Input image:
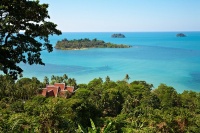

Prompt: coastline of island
[
  {"left": 55, "top": 38, "right": 131, "bottom": 50},
  {"left": 56, "top": 48, "right": 89, "bottom": 50}
]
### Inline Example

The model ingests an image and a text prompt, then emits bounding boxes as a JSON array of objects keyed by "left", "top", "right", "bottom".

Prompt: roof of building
[
  {"left": 41, "top": 89, "right": 47, "bottom": 97},
  {"left": 54, "top": 83, "right": 65, "bottom": 91},
  {"left": 40, "top": 83, "right": 74, "bottom": 98},
  {"left": 46, "top": 85, "right": 60, "bottom": 97},
  {"left": 66, "top": 86, "right": 74, "bottom": 93}
]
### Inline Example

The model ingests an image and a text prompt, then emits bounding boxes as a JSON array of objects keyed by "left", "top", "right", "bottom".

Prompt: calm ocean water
[{"left": 20, "top": 32, "right": 200, "bottom": 92}]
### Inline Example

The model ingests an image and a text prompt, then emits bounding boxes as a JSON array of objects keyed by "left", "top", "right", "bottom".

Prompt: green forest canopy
[
  {"left": 55, "top": 38, "right": 131, "bottom": 50},
  {"left": 0, "top": 74, "right": 200, "bottom": 132}
]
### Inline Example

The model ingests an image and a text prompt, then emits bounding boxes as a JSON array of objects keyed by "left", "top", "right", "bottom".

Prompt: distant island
[
  {"left": 176, "top": 33, "right": 186, "bottom": 37},
  {"left": 111, "top": 33, "right": 125, "bottom": 38},
  {"left": 55, "top": 38, "right": 131, "bottom": 50}
]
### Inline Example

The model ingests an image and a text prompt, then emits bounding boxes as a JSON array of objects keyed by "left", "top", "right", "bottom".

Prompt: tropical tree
[
  {"left": 50, "top": 74, "right": 68, "bottom": 84},
  {"left": 153, "top": 84, "right": 179, "bottom": 109},
  {"left": 103, "top": 76, "right": 117, "bottom": 90},
  {"left": 105, "top": 76, "right": 110, "bottom": 83},
  {"left": 101, "top": 88, "right": 123, "bottom": 116},
  {"left": 180, "top": 90, "right": 199, "bottom": 111},
  {"left": 87, "top": 78, "right": 103, "bottom": 91},
  {"left": 65, "top": 98, "right": 100, "bottom": 128},
  {"left": 15, "top": 77, "right": 42, "bottom": 100},
  {"left": 0, "top": 0, "right": 61, "bottom": 79},
  {"left": 51, "top": 75, "right": 55, "bottom": 81},
  {"left": 0, "top": 74, "right": 15, "bottom": 100},
  {"left": 124, "top": 74, "right": 130, "bottom": 82},
  {"left": 73, "top": 89, "right": 91, "bottom": 100},
  {"left": 67, "top": 78, "right": 77, "bottom": 89},
  {"left": 43, "top": 76, "right": 49, "bottom": 85},
  {"left": 63, "top": 74, "right": 68, "bottom": 80},
  {"left": 76, "top": 119, "right": 113, "bottom": 133}
]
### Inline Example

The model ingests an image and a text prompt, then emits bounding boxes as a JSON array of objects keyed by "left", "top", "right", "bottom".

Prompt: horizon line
[{"left": 60, "top": 31, "right": 200, "bottom": 33}]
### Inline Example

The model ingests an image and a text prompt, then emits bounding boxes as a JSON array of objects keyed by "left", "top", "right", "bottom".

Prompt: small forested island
[
  {"left": 55, "top": 38, "right": 131, "bottom": 50},
  {"left": 176, "top": 33, "right": 186, "bottom": 37},
  {"left": 111, "top": 33, "right": 125, "bottom": 38}
]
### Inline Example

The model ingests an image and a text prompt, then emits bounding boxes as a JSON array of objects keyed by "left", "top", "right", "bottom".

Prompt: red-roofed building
[
  {"left": 47, "top": 89, "right": 55, "bottom": 97},
  {"left": 66, "top": 86, "right": 74, "bottom": 93},
  {"left": 41, "top": 83, "right": 74, "bottom": 98},
  {"left": 41, "top": 89, "right": 47, "bottom": 97},
  {"left": 54, "top": 83, "right": 65, "bottom": 91}
]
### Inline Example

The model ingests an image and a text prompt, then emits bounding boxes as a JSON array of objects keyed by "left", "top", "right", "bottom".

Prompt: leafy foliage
[
  {"left": 0, "top": 74, "right": 200, "bottom": 132},
  {"left": 0, "top": 0, "right": 61, "bottom": 79},
  {"left": 77, "top": 119, "right": 113, "bottom": 133}
]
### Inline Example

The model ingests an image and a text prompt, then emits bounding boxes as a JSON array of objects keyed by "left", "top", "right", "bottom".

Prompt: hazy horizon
[
  {"left": 50, "top": 30, "right": 200, "bottom": 33},
  {"left": 40, "top": 0, "right": 200, "bottom": 32}
]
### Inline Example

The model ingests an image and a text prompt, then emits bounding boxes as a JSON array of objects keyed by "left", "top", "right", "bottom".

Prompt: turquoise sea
[{"left": 20, "top": 32, "right": 200, "bottom": 92}]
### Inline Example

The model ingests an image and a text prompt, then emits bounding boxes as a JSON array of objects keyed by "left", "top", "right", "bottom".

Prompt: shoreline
[
  {"left": 55, "top": 48, "right": 89, "bottom": 50},
  {"left": 55, "top": 47, "right": 131, "bottom": 50}
]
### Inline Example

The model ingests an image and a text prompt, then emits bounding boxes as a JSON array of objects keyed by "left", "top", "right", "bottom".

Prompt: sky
[{"left": 40, "top": 0, "right": 200, "bottom": 32}]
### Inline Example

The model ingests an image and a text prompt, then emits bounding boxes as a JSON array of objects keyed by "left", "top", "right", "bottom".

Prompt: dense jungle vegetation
[
  {"left": 55, "top": 38, "right": 131, "bottom": 50},
  {"left": 0, "top": 74, "right": 200, "bottom": 133}
]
